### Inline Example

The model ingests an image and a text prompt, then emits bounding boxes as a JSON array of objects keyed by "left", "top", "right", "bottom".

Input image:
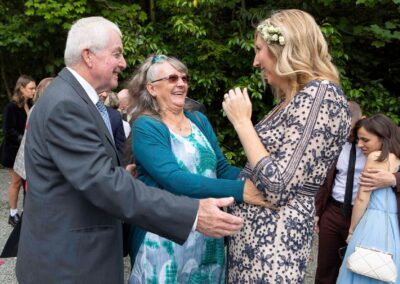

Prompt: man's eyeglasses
[{"left": 151, "top": 74, "right": 189, "bottom": 84}]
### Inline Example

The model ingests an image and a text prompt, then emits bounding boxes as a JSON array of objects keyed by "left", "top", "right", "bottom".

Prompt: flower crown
[{"left": 257, "top": 20, "right": 285, "bottom": 46}]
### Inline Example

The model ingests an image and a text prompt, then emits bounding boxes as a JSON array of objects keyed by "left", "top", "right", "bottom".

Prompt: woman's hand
[
  {"left": 314, "top": 216, "right": 320, "bottom": 234},
  {"left": 243, "top": 179, "right": 276, "bottom": 209},
  {"left": 346, "top": 232, "right": 353, "bottom": 244},
  {"left": 222, "top": 87, "right": 252, "bottom": 129}
]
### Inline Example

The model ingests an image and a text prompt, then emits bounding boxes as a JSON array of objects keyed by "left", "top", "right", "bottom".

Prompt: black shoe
[{"left": 8, "top": 213, "right": 20, "bottom": 227}]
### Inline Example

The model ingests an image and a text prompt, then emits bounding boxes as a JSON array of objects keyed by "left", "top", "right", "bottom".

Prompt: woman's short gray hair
[{"left": 64, "top": 16, "right": 121, "bottom": 66}]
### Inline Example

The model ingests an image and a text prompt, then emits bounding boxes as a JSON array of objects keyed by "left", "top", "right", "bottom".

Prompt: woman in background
[
  {"left": 13, "top": 77, "right": 53, "bottom": 187},
  {"left": 0, "top": 75, "right": 35, "bottom": 227}
]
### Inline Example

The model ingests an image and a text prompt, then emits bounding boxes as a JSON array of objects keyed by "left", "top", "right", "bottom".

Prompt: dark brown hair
[{"left": 354, "top": 113, "right": 400, "bottom": 161}]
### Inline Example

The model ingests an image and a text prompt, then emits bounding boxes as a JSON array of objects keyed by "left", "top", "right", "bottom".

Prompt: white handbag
[
  {"left": 346, "top": 189, "right": 397, "bottom": 283},
  {"left": 347, "top": 246, "right": 397, "bottom": 282}
]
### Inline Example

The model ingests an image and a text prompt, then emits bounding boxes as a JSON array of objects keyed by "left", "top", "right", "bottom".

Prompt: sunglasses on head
[
  {"left": 151, "top": 74, "right": 189, "bottom": 84},
  {"left": 151, "top": 55, "right": 168, "bottom": 64}
]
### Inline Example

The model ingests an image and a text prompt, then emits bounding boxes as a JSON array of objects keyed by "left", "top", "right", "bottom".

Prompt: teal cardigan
[{"left": 128, "top": 111, "right": 244, "bottom": 264}]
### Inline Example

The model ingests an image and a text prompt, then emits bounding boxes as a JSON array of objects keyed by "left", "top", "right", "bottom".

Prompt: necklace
[
  {"left": 165, "top": 117, "right": 191, "bottom": 134},
  {"left": 173, "top": 120, "right": 191, "bottom": 132}
]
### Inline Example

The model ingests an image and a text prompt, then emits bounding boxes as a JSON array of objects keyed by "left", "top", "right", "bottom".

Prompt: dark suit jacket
[
  {"left": 315, "top": 160, "right": 400, "bottom": 228},
  {"left": 106, "top": 106, "right": 126, "bottom": 161},
  {"left": 16, "top": 68, "right": 198, "bottom": 284}
]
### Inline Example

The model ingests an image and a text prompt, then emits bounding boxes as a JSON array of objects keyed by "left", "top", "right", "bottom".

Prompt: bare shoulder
[
  {"left": 366, "top": 151, "right": 400, "bottom": 173},
  {"left": 388, "top": 153, "right": 400, "bottom": 172}
]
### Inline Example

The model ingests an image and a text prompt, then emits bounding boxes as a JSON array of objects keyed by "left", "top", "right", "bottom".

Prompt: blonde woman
[
  {"left": 0, "top": 75, "right": 35, "bottom": 226},
  {"left": 223, "top": 9, "right": 351, "bottom": 282}
]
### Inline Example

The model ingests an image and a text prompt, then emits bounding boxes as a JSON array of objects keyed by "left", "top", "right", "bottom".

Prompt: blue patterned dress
[
  {"left": 130, "top": 122, "right": 225, "bottom": 284},
  {"left": 227, "top": 80, "right": 351, "bottom": 283}
]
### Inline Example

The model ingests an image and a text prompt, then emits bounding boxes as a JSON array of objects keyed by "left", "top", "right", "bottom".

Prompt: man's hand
[
  {"left": 359, "top": 168, "right": 396, "bottom": 191},
  {"left": 196, "top": 197, "right": 243, "bottom": 238},
  {"left": 243, "top": 179, "right": 276, "bottom": 209}
]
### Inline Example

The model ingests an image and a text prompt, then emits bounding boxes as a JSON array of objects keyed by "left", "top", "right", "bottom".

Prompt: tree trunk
[
  {"left": 0, "top": 55, "right": 11, "bottom": 98},
  {"left": 150, "top": 0, "right": 155, "bottom": 23}
]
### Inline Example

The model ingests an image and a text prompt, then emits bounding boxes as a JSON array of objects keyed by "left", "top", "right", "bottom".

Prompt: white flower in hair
[
  {"left": 257, "top": 20, "right": 285, "bottom": 46},
  {"left": 279, "top": 36, "right": 285, "bottom": 45}
]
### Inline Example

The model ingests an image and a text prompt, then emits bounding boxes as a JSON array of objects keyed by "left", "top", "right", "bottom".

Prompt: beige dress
[{"left": 227, "top": 80, "right": 351, "bottom": 283}]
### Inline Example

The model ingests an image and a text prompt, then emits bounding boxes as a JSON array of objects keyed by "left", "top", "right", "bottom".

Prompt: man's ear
[{"left": 82, "top": 49, "right": 92, "bottom": 67}]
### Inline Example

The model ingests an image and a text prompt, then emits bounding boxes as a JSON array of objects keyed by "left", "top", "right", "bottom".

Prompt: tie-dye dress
[{"left": 130, "top": 122, "right": 225, "bottom": 284}]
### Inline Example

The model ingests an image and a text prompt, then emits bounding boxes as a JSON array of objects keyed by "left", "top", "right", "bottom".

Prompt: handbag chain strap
[{"left": 357, "top": 160, "right": 390, "bottom": 252}]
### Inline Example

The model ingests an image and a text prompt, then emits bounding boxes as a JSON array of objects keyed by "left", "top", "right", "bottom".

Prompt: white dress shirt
[{"left": 331, "top": 141, "right": 367, "bottom": 204}]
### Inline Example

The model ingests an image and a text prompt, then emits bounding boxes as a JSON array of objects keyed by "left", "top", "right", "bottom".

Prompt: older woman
[
  {"left": 0, "top": 75, "right": 35, "bottom": 227},
  {"left": 222, "top": 9, "right": 351, "bottom": 282},
  {"left": 127, "top": 55, "right": 265, "bottom": 283}
]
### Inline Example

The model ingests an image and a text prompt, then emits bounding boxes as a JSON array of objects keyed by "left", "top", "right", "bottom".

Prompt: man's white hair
[{"left": 64, "top": 16, "right": 122, "bottom": 66}]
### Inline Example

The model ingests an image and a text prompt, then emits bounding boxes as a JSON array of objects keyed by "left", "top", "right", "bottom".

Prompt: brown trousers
[{"left": 315, "top": 200, "right": 351, "bottom": 284}]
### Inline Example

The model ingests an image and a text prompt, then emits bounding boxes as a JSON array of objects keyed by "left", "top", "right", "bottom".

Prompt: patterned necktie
[{"left": 95, "top": 100, "right": 113, "bottom": 137}]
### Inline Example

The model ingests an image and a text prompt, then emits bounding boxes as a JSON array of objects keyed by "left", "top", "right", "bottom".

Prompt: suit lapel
[{"left": 58, "top": 68, "right": 121, "bottom": 165}]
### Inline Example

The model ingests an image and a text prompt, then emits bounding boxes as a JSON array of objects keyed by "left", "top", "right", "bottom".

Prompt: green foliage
[{"left": 0, "top": 0, "right": 399, "bottom": 166}]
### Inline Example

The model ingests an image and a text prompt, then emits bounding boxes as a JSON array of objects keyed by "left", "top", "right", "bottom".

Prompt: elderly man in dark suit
[{"left": 16, "top": 16, "right": 243, "bottom": 283}]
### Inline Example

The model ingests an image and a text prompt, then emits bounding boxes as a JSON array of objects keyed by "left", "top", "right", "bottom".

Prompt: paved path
[
  {"left": 0, "top": 168, "right": 318, "bottom": 283},
  {"left": 0, "top": 169, "right": 19, "bottom": 283}
]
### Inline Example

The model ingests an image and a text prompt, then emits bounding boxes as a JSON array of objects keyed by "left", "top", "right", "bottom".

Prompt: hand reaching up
[{"left": 222, "top": 87, "right": 252, "bottom": 129}]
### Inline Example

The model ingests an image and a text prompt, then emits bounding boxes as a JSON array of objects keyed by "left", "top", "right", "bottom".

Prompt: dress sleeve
[
  {"left": 132, "top": 116, "right": 244, "bottom": 201},
  {"left": 250, "top": 81, "right": 350, "bottom": 206}
]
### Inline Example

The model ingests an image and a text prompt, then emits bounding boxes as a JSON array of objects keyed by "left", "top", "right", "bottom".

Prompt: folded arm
[{"left": 348, "top": 152, "right": 398, "bottom": 239}]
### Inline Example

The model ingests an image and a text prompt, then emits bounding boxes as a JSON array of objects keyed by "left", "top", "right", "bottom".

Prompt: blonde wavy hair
[{"left": 257, "top": 9, "right": 340, "bottom": 99}]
